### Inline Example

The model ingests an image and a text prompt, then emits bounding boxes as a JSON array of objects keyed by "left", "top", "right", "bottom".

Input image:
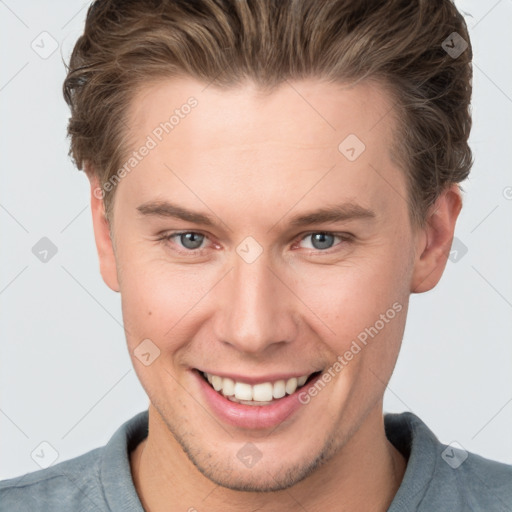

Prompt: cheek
[
  {"left": 118, "top": 250, "right": 220, "bottom": 348},
  {"left": 118, "top": 263, "right": 208, "bottom": 394},
  {"left": 293, "top": 247, "right": 410, "bottom": 352},
  {"left": 308, "top": 255, "right": 409, "bottom": 413}
]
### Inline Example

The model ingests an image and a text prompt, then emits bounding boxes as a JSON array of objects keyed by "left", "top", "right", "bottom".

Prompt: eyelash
[{"left": 157, "top": 230, "right": 353, "bottom": 256}]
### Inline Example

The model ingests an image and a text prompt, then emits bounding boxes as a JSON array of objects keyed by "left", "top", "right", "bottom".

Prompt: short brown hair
[{"left": 63, "top": 0, "right": 473, "bottom": 226}]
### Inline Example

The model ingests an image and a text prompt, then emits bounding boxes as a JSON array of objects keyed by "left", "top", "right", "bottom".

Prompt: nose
[{"left": 214, "top": 248, "right": 298, "bottom": 355}]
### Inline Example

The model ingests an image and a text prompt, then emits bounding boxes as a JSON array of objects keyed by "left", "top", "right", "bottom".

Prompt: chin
[
  {"left": 176, "top": 427, "right": 339, "bottom": 493},
  {"left": 192, "top": 456, "right": 324, "bottom": 493}
]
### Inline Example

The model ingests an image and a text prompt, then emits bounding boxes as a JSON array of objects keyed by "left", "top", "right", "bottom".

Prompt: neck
[{"left": 130, "top": 403, "right": 406, "bottom": 512}]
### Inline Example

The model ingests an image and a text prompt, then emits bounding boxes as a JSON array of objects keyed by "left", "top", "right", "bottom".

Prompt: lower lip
[{"left": 193, "top": 370, "right": 322, "bottom": 430}]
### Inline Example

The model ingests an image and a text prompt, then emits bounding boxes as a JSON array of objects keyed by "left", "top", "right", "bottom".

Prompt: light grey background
[{"left": 1, "top": 0, "right": 511, "bottom": 479}]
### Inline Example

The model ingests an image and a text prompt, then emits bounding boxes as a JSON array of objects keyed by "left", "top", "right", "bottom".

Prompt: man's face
[{"left": 102, "top": 77, "right": 419, "bottom": 490}]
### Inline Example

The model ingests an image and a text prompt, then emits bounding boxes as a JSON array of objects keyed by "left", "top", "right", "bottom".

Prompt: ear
[
  {"left": 84, "top": 165, "right": 120, "bottom": 292},
  {"left": 410, "top": 184, "right": 462, "bottom": 293}
]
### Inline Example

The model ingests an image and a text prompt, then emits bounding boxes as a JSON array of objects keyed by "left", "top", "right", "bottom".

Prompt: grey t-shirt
[{"left": 1, "top": 410, "right": 511, "bottom": 511}]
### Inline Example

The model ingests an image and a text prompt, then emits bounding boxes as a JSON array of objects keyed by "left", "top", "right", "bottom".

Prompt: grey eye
[
  {"left": 179, "top": 232, "right": 205, "bottom": 250},
  {"left": 307, "top": 233, "right": 336, "bottom": 250}
]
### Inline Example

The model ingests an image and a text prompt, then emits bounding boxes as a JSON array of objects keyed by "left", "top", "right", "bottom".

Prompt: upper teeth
[{"left": 204, "top": 372, "right": 311, "bottom": 402}]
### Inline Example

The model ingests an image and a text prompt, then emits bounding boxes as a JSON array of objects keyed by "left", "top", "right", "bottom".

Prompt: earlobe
[
  {"left": 410, "top": 185, "right": 462, "bottom": 294},
  {"left": 85, "top": 166, "right": 120, "bottom": 293}
]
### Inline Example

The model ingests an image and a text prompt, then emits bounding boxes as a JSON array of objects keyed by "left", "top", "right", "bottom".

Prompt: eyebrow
[{"left": 136, "top": 200, "right": 376, "bottom": 228}]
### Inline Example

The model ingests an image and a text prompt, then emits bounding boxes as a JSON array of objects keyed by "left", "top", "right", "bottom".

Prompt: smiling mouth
[{"left": 196, "top": 370, "right": 322, "bottom": 406}]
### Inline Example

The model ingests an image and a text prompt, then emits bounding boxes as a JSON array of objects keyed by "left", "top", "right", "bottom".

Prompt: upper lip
[{"left": 194, "top": 368, "right": 320, "bottom": 385}]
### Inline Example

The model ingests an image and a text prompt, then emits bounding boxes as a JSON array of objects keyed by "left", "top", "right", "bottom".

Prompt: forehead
[
  {"left": 117, "top": 76, "right": 407, "bottom": 227},
  {"left": 128, "top": 76, "right": 397, "bottom": 150}
]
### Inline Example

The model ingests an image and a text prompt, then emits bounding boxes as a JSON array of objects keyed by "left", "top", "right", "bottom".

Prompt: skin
[{"left": 86, "top": 77, "right": 461, "bottom": 511}]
